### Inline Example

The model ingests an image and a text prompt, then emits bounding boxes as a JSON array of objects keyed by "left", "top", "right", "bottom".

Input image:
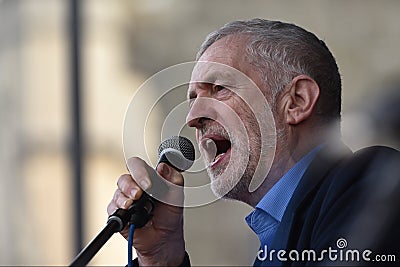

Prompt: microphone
[
  {"left": 108, "top": 136, "right": 195, "bottom": 229},
  {"left": 157, "top": 135, "right": 196, "bottom": 172},
  {"left": 69, "top": 136, "right": 195, "bottom": 266}
]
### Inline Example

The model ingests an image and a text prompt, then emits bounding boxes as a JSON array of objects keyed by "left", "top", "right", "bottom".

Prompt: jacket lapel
[{"left": 262, "top": 141, "right": 351, "bottom": 267}]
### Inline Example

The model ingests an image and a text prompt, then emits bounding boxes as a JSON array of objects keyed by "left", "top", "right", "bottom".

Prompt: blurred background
[{"left": 0, "top": 0, "right": 399, "bottom": 265}]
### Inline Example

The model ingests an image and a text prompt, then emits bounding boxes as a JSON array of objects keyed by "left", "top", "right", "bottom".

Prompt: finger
[
  {"left": 156, "top": 163, "right": 184, "bottom": 186},
  {"left": 107, "top": 201, "right": 118, "bottom": 216},
  {"left": 126, "top": 157, "right": 152, "bottom": 190},
  {"left": 112, "top": 189, "right": 135, "bottom": 209},
  {"left": 117, "top": 173, "right": 142, "bottom": 200},
  {"left": 154, "top": 163, "right": 185, "bottom": 207}
]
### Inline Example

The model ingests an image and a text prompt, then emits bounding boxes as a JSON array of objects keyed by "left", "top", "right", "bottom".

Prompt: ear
[{"left": 284, "top": 75, "right": 320, "bottom": 125}]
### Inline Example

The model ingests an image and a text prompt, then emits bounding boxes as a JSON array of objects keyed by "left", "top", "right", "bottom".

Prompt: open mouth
[
  {"left": 201, "top": 135, "right": 232, "bottom": 168},
  {"left": 213, "top": 138, "right": 231, "bottom": 163}
]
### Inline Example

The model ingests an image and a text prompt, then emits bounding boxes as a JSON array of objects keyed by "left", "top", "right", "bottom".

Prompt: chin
[
  {"left": 208, "top": 168, "right": 229, "bottom": 198},
  {"left": 211, "top": 179, "right": 248, "bottom": 201},
  {"left": 208, "top": 167, "right": 248, "bottom": 201}
]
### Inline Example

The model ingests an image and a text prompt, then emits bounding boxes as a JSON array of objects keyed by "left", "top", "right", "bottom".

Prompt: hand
[{"left": 107, "top": 157, "right": 186, "bottom": 266}]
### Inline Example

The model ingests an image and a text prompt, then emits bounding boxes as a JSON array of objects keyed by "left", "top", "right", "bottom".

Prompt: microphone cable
[
  {"left": 124, "top": 136, "right": 195, "bottom": 267},
  {"left": 127, "top": 223, "right": 135, "bottom": 267}
]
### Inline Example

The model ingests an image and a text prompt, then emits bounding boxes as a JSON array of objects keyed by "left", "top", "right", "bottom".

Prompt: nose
[{"left": 186, "top": 96, "right": 217, "bottom": 129}]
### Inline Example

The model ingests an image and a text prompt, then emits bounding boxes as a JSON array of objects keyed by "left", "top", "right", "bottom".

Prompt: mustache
[{"left": 198, "top": 122, "right": 230, "bottom": 140}]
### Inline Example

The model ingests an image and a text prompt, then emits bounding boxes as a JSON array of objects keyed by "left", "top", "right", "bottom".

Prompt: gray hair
[{"left": 197, "top": 18, "right": 342, "bottom": 124}]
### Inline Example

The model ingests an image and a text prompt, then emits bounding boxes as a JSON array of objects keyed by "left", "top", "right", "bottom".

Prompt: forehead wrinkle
[
  {"left": 196, "top": 68, "right": 236, "bottom": 83},
  {"left": 192, "top": 63, "right": 250, "bottom": 87},
  {"left": 188, "top": 67, "right": 260, "bottom": 101},
  {"left": 190, "top": 34, "right": 265, "bottom": 97}
]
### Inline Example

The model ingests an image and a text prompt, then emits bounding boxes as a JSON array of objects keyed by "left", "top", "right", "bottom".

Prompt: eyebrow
[
  {"left": 187, "top": 64, "right": 250, "bottom": 100},
  {"left": 192, "top": 69, "right": 237, "bottom": 85}
]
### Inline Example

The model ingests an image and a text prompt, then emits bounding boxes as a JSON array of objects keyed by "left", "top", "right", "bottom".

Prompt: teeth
[
  {"left": 212, "top": 153, "right": 226, "bottom": 164},
  {"left": 200, "top": 138, "right": 217, "bottom": 166},
  {"left": 205, "top": 138, "right": 216, "bottom": 151}
]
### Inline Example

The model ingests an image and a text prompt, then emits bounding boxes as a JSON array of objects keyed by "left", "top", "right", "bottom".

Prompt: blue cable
[{"left": 128, "top": 223, "right": 135, "bottom": 267}]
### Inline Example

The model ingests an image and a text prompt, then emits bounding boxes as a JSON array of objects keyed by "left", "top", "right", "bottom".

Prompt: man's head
[
  {"left": 197, "top": 19, "right": 342, "bottom": 123},
  {"left": 186, "top": 19, "right": 342, "bottom": 205}
]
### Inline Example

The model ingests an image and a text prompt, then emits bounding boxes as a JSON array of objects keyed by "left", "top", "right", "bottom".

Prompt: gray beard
[{"left": 208, "top": 147, "right": 259, "bottom": 201}]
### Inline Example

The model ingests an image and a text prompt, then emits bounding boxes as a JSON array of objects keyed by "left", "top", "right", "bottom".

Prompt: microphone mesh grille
[{"left": 158, "top": 136, "right": 195, "bottom": 161}]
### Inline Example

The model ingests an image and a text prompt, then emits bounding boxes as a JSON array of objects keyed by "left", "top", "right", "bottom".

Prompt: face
[{"left": 186, "top": 36, "right": 276, "bottom": 201}]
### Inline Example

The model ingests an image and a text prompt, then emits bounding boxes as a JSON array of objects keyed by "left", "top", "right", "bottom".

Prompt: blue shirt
[{"left": 245, "top": 145, "right": 323, "bottom": 249}]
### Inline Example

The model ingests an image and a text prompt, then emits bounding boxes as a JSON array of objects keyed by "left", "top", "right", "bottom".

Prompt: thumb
[
  {"left": 155, "top": 163, "right": 185, "bottom": 207},
  {"left": 157, "top": 163, "right": 184, "bottom": 186}
]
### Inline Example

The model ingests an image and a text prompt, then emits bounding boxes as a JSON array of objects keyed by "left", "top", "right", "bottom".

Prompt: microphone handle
[
  {"left": 69, "top": 182, "right": 157, "bottom": 266},
  {"left": 110, "top": 161, "right": 173, "bottom": 229}
]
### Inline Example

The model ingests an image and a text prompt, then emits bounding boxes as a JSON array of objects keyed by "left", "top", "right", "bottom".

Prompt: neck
[{"left": 243, "top": 129, "right": 326, "bottom": 207}]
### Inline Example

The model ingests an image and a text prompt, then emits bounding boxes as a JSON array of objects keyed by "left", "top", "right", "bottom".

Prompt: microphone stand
[{"left": 69, "top": 194, "right": 154, "bottom": 266}]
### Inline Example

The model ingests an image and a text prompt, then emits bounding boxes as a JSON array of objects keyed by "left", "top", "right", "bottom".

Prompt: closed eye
[
  {"left": 213, "top": 84, "right": 233, "bottom": 100},
  {"left": 213, "top": 84, "right": 227, "bottom": 92},
  {"left": 214, "top": 84, "right": 226, "bottom": 91}
]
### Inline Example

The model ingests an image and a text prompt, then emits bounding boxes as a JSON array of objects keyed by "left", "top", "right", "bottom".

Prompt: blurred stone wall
[
  {"left": 0, "top": 0, "right": 25, "bottom": 264},
  {"left": 0, "top": 0, "right": 399, "bottom": 265}
]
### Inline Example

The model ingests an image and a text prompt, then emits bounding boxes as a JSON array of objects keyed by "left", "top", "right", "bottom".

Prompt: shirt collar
[{"left": 254, "top": 144, "right": 323, "bottom": 222}]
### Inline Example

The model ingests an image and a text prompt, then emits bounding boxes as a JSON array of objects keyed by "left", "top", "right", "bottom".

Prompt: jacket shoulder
[{"left": 310, "top": 145, "right": 400, "bottom": 255}]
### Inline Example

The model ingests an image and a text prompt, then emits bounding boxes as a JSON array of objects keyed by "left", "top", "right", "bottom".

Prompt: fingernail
[
  {"left": 140, "top": 179, "right": 150, "bottom": 190},
  {"left": 162, "top": 164, "right": 170, "bottom": 177},
  {"left": 124, "top": 199, "right": 133, "bottom": 208},
  {"left": 130, "top": 188, "right": 138, "bottom": 198}
]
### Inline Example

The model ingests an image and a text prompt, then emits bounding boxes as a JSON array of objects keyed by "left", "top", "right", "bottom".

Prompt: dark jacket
[{"left": 261, "top": 142, "right": 400, "bottom": 266}]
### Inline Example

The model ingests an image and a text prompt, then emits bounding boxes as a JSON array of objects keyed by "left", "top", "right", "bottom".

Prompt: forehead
[
  {"left": 197, "top": 34, "right": 247, "bottom": 71},
  {"left": 190, "top": 35, "right": 263, "bottom": 88}
]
